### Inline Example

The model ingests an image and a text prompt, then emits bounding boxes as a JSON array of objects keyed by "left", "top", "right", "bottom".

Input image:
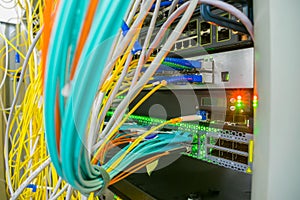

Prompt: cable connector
[
  {"left": 121, "top": 21, "right": 142, "bottom": 54},
  {"left": 152, "top": 81, "right": 160, "bottom": 86},
  {"left": 26, "top": 184, "right": 37, "bottom": 192},
  {"left": 160, "top": 80, "right": 167, "bottom": 86},
  {"left": 170, "top": 117, "right": 182, "bottom": 124},
  {"left": 196, "top": 110, "right": 208, "bottom": 121},
  {"left": 180, "top": 115, "right": 202, "bottom": 122},
  {"left": 15, "top": 52, "right": 20, "bottom": 63}
]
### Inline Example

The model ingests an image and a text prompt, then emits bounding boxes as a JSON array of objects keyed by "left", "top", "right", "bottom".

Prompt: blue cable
[
  {"left": 164, "top": 57, "right": 201, "bottom": 68},
  {"left": 121, "top": 21, "right": 142, "bottom": 54},
  {"left": 151, "top": 74, "right": 203, "bottom": 83}
]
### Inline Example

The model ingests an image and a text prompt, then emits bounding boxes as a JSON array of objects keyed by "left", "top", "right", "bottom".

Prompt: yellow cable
[{"left": 92, "top": 81, "right": 166, "bottom": 163}]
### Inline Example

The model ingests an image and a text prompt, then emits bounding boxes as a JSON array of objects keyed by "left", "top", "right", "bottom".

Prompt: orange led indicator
[{"left": 237, "top": 95, "right": 242, "bottom": 100}]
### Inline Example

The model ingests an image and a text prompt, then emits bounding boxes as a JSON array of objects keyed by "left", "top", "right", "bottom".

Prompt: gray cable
[
  {"left": 98, "top": 0, "right": 155, "bottom": 89},
  {"left": 126, "top": 0, "right": 142, "bottom": 25},
  {"left": 130, "top": 0, "right": 161, "bottom": 88},
  {"left": 49, "top": 184, "right": 69, "bottom": 200},
  {"left": 4, "top": 27, "right": 43, "bottom": 195},
  {"left": 93, "top": 0, "right": 199, "bottom": 151},
  {"left": 97, "top": 54, "right": 133, "bottom": 131},
  {"left": 168, "top": 0, "right": 180, "bottom": 17},
  {"left": 49, "top": 177, "right": 63, "bottom": 199}
]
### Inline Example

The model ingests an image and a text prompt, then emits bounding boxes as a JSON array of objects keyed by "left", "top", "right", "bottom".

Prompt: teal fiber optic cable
[
  {"left": 59, "top": 0, "right": 132, "bottom": 193},
  {"left": 44, "top": 0, "right": 90, "bottom": 177}
]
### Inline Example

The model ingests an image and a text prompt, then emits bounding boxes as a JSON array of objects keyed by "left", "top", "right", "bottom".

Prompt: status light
[
  {"left": 253, "top": 95, "right": 258, "bottom": 108},
  {"left": 237, "top": 95, "right": 242, "bottom": 100}
]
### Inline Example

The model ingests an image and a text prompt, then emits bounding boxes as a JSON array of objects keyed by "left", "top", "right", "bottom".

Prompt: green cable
[{"left": 162, "top": 61, "right": 192, "bottom": 70}]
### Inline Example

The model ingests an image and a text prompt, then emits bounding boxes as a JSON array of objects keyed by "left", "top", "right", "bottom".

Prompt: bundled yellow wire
[
  {"left": 0, "top": 1, "right": 81, "bottom": 199},
  {"left": 0, "top": 0, "right": 103, "bottom": 199}
]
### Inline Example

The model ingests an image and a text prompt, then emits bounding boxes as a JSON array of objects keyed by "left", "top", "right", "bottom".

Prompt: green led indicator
[
  {"left": 225, "top": 73, "right": 230, "bottom": 81},
  {"left": 237, "top": 103, "right": 242, "bottom": 107}
]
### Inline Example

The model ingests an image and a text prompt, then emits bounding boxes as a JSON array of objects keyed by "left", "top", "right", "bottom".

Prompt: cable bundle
[{"left": 1, "top": 0, "right": 254, "bottom": 199}]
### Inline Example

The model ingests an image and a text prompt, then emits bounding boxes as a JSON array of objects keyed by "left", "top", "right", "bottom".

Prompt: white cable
[
  {"left": 106, "top": 0, "right": 141, "bottom": 66},
  {"left": 98, "top": 0, "right": 155, "bottom": 89},
  {"left": 81, "top": 195, "right": 88, "bottom": 200},
  {"left": 4, "top": 27, "right": 43, "bottom": 195},
  {"left": 49, "top": 177, "right": 62, "bottom": 199},
  {"left": 86, "top": 92, "right": 105, "bottom": 156},
  {"left": 10, "top": 158, "right": 51, "bottom": 200},
  {"left": 49, "top": 184, "right": 69, "bottom": 200},
  {"left": 0, "top": 28, "right": 8, "bottom": 90},
  {"left": 65, "top": 185, "right": 73, "bottom": 200},
  {"left": 130, "top": 0, "right": 161, "bottom": 88},
  {"left": 93, "top": 0, "right": 199, "bottom": 151},
  {"left": 25, "top": 0, "right": 38, "bottom": 77},
  {"left": 125, "top": 0, "right": 142, "bottom": 25},
  {"left": 93, "top": 53, "right": 133, "bottom": 145},
  {"left": 168, "top": 0, "right": 180, "bottom": 17}
]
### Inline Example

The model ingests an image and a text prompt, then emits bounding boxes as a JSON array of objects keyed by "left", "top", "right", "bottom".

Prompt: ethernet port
[
  {"left": 182, "top": 24, "right": 189, "bottom": 36},
  {"left": 200, "top": 22, "right": 211, "bottom": 45},
  {"left": 201, "top": 33, "right": 211, "bottom": 46},
  {"left": 200, "top": 21, "right": 210, "bottom": 32},
  {"left": 188, "top": 20, "right": 198, "bottom": 37},
  {"left": 183, "top": 40, "right": 190, "bottom": 49},
  {"left": 177, "top": 42, "right": 182, "bottom": 49},
  {"left": 217, "top": 27, "right": 230, "bottom": 42},
  {"left": 191, "top": 38, "right": 198, "bottom": 46}
]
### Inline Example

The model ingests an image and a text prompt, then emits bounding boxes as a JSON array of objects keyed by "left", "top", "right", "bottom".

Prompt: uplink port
[
  {"left": 210, "top": 149, "right": 248, "bottom": 165},
  {"left": 217, "top": 27, "right": 230, "bottom": 42},
  {"left": 200, "top": 21, "right": 210, "bottom": 31},
  {"left": 201, "top": 32, "right": 211, "bottom": 46},
  {"left": 219, "top": 139, "right": 233, "bottom": 149},
  {"left": 182, "top": 24, "right": 189, "bottom": 36},
  {"left": 233, "top": 154, "right": 248, "bottom": 165},
  {"left": 200, "top": 22, "right": 211, "bottom": 45}
]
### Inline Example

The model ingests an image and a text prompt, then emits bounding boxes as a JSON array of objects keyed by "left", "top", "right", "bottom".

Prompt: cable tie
[
  {"left": 94, "top": 166, "right": 111, "bottom": 196},
  {"left": 61, "top": 82, "right": 71, "bottom": 97}
]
